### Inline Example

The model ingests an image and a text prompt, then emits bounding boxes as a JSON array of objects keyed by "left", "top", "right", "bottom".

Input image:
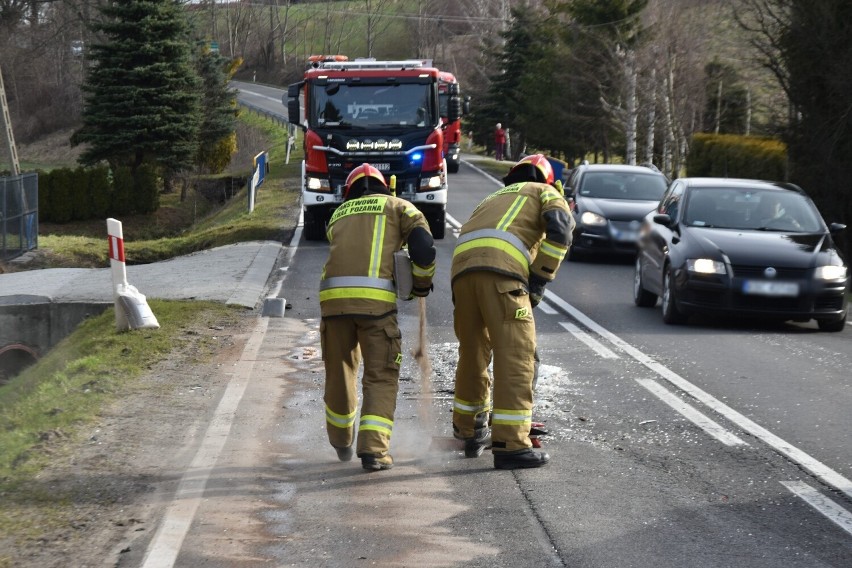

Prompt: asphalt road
[{"left": 130, "top": 82, "right": 852, "bottom": 567}]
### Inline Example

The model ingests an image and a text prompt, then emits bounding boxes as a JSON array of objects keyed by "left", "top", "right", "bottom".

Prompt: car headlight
[
  {"left": 580, "top": 211, "right": 607, "bottom": 226},
  {"left": 815, "top": 265, "right": 848, "bottom": 280},
  {"left": 687, "top": 258, "right": 726, "bottom": 275}
]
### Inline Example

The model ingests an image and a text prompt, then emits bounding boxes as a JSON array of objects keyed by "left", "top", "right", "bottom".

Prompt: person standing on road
[
  {"left": 451, "top": 154, "right": 573, "bottom": 470},
  {"left": 494, "top": 123, "right": 506, "bottom": 161},
  {"left": 320, "top": 163, "right": 436, "bottom": 471}
]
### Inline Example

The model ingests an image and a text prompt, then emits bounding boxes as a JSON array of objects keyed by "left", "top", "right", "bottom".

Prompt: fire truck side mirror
[
  {"left": 447, "top": 95, "right": 462, "bottom": 123},
  {"left": 286, "top": 82, "right": 304, "bottom": 128},
  {"left": 463, "top": 95, "right": 471, "bottom": 115}
]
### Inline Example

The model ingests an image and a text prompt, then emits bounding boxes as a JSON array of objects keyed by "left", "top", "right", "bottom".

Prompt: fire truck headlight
[
  {"left": 306, "top": 177, "right": 331, "bottom": 191},
  {"left": 421, "top": 175, "right": 442, "bottom": 190}
]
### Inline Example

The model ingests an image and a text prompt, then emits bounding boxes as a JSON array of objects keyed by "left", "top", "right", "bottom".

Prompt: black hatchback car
[
  {"left": 633, "top": 178, "right": 849, "bottom": 331},
  {"left": 565, "top": 164, "right": 669, "bottom": 259}
]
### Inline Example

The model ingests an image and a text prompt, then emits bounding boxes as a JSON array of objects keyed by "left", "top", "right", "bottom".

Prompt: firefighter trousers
[
  {"left": 320, "top": 314, "right": 402, "bottom": 458},
  {"left": 452, "top": 271, "right": 537, "bottom": 453}
]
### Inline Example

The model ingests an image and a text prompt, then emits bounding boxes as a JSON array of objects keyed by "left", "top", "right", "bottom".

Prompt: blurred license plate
[
  {"left": 742, "top": 280, "right": 799, "bottom": 297},
  {"left": 373, "top": 163, "right": 390, "bottom": 171}
]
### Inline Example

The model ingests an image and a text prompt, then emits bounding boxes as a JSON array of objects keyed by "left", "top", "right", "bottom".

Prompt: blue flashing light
[{"left": 411, "top": 152, "right": 423, "bottom": 162}]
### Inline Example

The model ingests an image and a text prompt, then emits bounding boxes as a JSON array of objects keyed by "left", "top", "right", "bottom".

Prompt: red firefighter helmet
[
  {"left": 344, "top": 163, "right": 388, "bottom": 200},
  {"left": 509, "top": 154, "right": 555, "bottom": 185}
]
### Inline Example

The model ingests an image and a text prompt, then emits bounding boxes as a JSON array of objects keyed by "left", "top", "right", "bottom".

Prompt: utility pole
[{"left": 0, "top": 65, "right": 21, "bottom": 175}]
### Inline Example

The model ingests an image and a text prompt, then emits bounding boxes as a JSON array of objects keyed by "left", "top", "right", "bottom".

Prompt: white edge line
[
  {"left": 781, "top": 481, "right": 852, "bottom": 537},
  {"left": 559, "top": 322, "right": 619, "bottom": 359},
  {"left": 461, "top": 159, "right": 505, "bottom": 186},
  {"left": 636, "top": 378, "right": 746, "bottom": 446},
  {"left": 141, "top": 318, "right": 270, "bottom": 567},
  {"left": 542, "top": 288, "right": 852, "bottom": 500}
]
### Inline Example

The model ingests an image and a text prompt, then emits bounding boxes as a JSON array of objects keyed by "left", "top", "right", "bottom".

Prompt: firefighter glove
[
  {"left": 410, "top": 284, "right": 433, "bottom": 299},
  {"left": 529, "top": 274, "right": 547, "bottom": 308}
]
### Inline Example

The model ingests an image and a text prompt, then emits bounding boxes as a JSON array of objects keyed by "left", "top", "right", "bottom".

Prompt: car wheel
[
  {"left": 817, "top": 311, "right": 847, "bottom": 332},
  {"left": 633, "top": 256, "right": 657, "bottom": 307},
  {"left": 661, "top": 267, "right": 687, "bottom": 324}
]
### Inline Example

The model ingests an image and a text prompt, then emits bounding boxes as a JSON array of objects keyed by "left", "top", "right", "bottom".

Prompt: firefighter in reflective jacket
[
  {"left": 320, "top": 163, "right": 436, "bottom": 471},
  {"left": 451, "top": 154, "right": 574, "bottom": 470}
]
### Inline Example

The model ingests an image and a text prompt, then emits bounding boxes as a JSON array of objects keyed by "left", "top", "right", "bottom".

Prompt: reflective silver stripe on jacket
[
  {"left": 320, "top": 276, "right": 396, "bottom": 292},
  {"left": 455, "top": 228, "right": 531, "bottom": 264}
]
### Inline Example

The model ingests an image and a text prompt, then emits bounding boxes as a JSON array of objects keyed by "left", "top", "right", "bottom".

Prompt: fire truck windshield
[{"left": 311, "top": 83, "right": 435, "bottom": 129}]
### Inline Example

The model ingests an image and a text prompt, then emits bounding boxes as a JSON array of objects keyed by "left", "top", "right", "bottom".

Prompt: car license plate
[
  {"left": 373, "top": 163, "right": 390, "bottom": 171},
  {"left": 615, "top": 230, "right": 638, "bottom": 242},
  {"left": 742, "top": 280, "right": 800, "bottom": 297}
]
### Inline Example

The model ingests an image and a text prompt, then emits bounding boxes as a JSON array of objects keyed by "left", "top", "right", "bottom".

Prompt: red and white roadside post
[
  {"left": 107, "top": 218, "right": 159, "bottom": 331},
  {"left": 107, "top": 218, "right": 130, "bottom": 330}
]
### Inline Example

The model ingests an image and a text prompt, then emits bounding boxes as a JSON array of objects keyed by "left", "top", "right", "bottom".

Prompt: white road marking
[
  {"left": 235, "top": 88, "right": 281, "bottom": 103},
  {"left": 537, "top": 301, "right": 558, "bottom": 315},
  {"left": 461, "top": 160, "right": 505, "bottom": 186},
  {"left": 636, "top": 379, "right": 747, "bottom": 446},
  {"left": 141, "top": 317, "right": 270, "bottom": 568},
  {"left": 781, "top": 481, "right": 852, "bottom": 537},
  {"left": 446, "top": 212, "right": 463, "bottom": 230},
  {"left": 543, "top": 288, "right": 852, "bottom": 500},
  {"left": 559, "top": 322, "right": 619, "bottom": 359}
]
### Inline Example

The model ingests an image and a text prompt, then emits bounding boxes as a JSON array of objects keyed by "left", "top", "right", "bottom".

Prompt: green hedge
[
  {"left": 687, "top": 133, "right": 787, "bottom": 180},
  {"left": 36, "top": 165, "right": 157, "bottom": 223}
]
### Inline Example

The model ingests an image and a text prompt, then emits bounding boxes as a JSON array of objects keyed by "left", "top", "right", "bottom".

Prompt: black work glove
[
  {"left": 528, "top": 274, "right": 547, "bottom": 309},
  {"left": 411, "top": 284, "right": 433, "bottom": 299}
]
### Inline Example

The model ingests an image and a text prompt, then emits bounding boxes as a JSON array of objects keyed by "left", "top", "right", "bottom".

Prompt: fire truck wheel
[
  {"left": 429, "top": 211, "right": 446, "bottom": 240},
  {"left": 303, "top": 208, "right": 327, "bottom": 241}
]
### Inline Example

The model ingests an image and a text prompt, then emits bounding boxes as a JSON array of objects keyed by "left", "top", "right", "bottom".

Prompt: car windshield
[
  {"left": 684, "top": 188, "right": 825, "bottom": 232},
  {"left": 311, "top": 82, "right": 435, "bottom": 129},
  {"left": 578, "top": 172, "right": 667, "bottom": 201}
]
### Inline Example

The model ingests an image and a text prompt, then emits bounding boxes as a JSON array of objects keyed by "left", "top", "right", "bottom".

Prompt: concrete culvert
[{"left": 0, "top": 344, "right": 39, "bottom": 385}]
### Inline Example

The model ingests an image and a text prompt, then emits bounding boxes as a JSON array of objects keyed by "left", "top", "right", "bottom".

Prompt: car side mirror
[
  {"left": 829, "top": 222, "right": 846, "bottom": 234},
  {"left": 653, "top": 213, "right": 673, "bottom": 228}
]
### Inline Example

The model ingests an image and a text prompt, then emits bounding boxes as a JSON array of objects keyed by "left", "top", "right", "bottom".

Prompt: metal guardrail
[
  {"left": 1, "top": 172, "right": 38, "bottom": 262},
  {"left": 236, "top": 99, "right": 289, "bottom": 127}
]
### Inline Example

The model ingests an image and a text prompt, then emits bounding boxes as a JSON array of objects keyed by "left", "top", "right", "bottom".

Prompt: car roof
[
  {"left": 679, "top": 177, "right": 805, "bottom": 194},
  {"left": 577, "top": 164, "right": 665, "bottom": 175}
]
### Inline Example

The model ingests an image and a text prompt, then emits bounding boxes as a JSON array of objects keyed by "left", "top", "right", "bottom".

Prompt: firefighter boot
[
  {"left": 493, "top": 448, "right": 550, "bottom": 470},
  {"left": 360, "top": 453, "right": 394, "bottom": 471},
  {"left": 454, "top": 413, "right": 491, "bottom": 458},
  {"left": 333, "top": 445, "right": 354, "bottom": 462}
]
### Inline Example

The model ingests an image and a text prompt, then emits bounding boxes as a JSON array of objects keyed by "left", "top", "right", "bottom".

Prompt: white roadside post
[{"left": 107, "top": 218, "right": 160, "bottom": 331}]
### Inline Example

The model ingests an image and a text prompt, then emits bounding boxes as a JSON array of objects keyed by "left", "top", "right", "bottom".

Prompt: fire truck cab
[{"left": 285, "top": 56, "right": 462, "bottom": 240}]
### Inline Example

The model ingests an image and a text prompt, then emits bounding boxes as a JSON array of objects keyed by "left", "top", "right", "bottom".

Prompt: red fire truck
[
  {"left": 438, "top": 71, "right": 470, "bottom": 174},
  {"left": 284, "top": 55, "right": 462, "bottom": 240}
]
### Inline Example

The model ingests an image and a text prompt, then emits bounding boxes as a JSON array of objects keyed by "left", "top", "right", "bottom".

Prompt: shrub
[{"left": 687, "top": 133, "right": 787, "bottom": 180}]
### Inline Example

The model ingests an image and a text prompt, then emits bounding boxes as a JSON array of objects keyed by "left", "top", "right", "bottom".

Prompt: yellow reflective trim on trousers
[
  {"left": 360, "top": 414, "right": 393, "bottom": 436},
  {"left": 453, "top": 397, "right": 492, "bottom": 415},
  {"left": 319, "top": 287, "right": 397, "bottom": 303},
  {"left": 325, "top": 405, "right": 357, "bottom": 429},
  {"left": 453, "top": 238, "right": 529, "bottom": 274},
  {"left": 492, "top": 408, "right": 532, "bottom": 426},
  {"left": 539, "top": 241, "right": 567, "bottom": 260},
  {"left": 496, "top": 195, "right": 528, "bottom": 231},
  {"left": 369, "top": 216, "right": 386, "bottom": 278},
  {"left": 412, "top": 262, "right": 435, "bottom": 277}
]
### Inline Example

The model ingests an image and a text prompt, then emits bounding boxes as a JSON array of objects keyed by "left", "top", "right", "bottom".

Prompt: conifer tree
[
  {"left": 73, "top": 0, "right": 201, "bottom": 184},
  {"left": 195, "top": 49, "right": 239, "bottom": 174}
]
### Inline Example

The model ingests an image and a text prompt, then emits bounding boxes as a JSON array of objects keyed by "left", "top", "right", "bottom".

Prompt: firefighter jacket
[
  {"left": 452, "top": 181, "right": 573, "bottom": 285},
  {"left": 320, "top": 192, "right": 435, "bottom": 318}
]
